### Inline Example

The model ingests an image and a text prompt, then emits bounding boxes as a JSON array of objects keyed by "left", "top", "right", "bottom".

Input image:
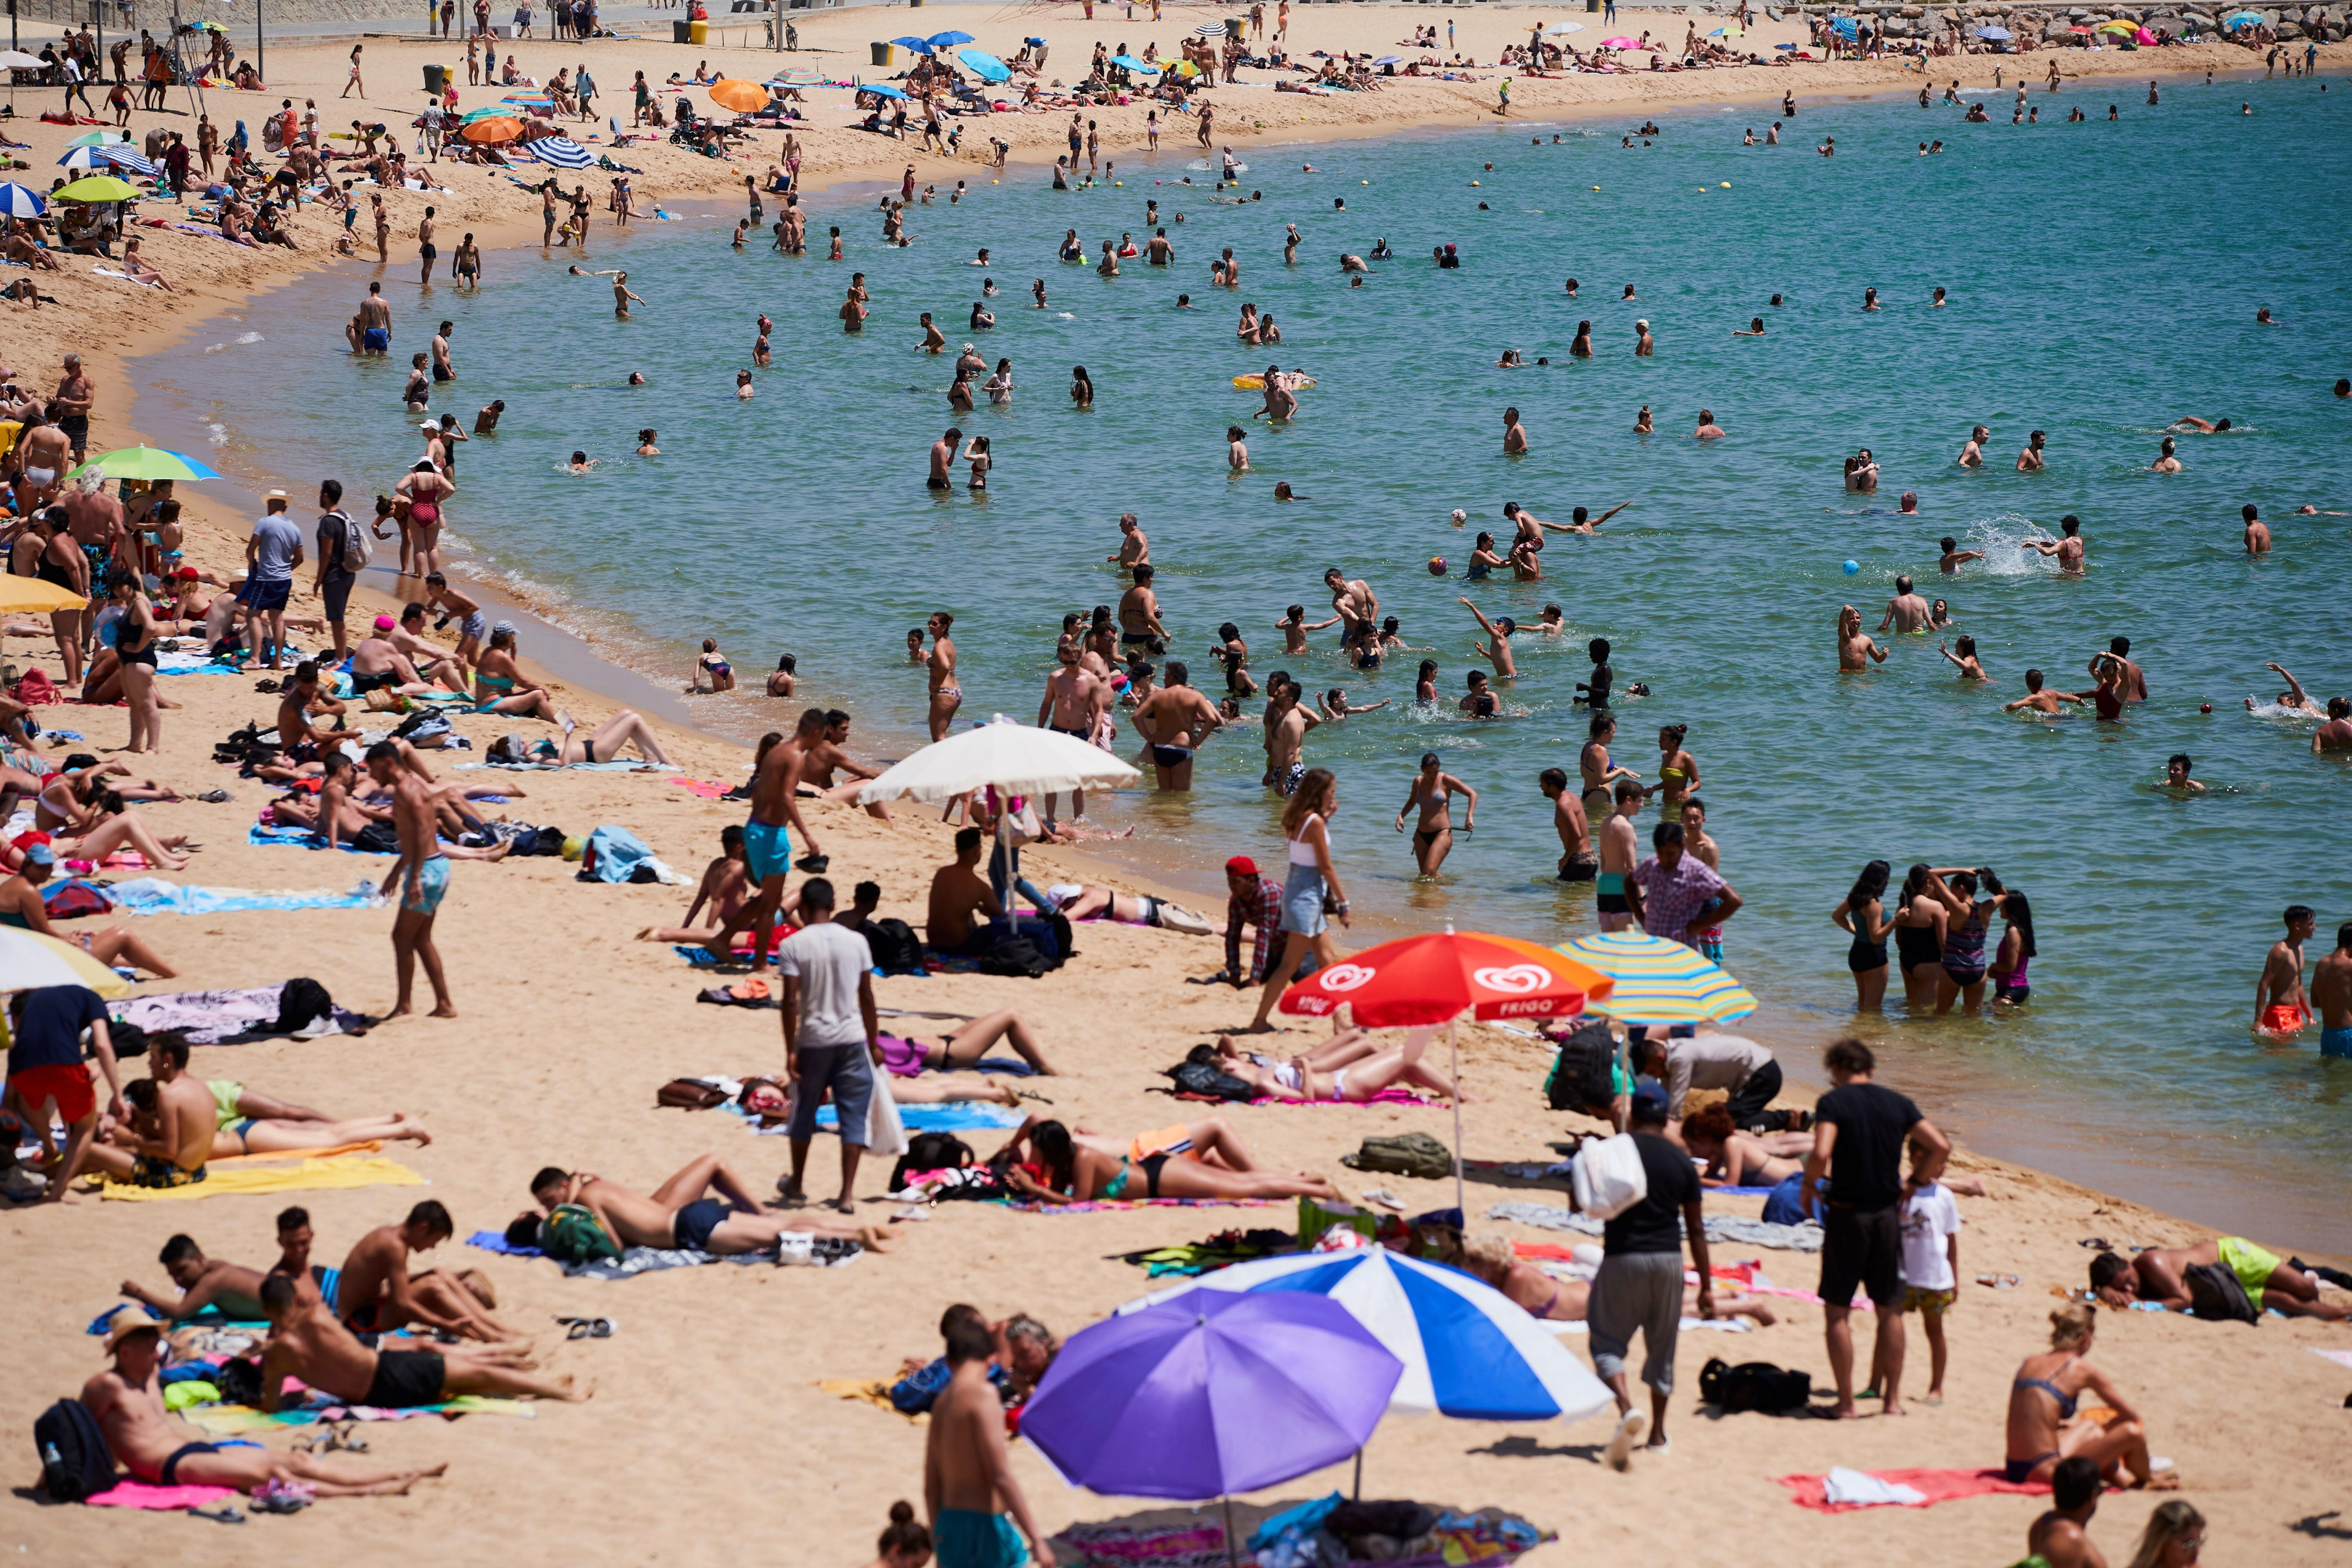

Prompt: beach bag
[
  {"left": 1571, "top": 1133, "right": 1649, "bottom": 1221},
  {"left": 890, "top": 1131, "right": 975, "bottom": 1193},
  {"left": 33, "top": 1398, "right": 113, "bottom": 1503},
  {"left": 580, "top": 825, "right": 654, "bottom": 884},
  {"left": 1699, "top": 1358, "right": 1813, "bottom": 1415},
  {"left": 976, "top": 937, "right": 1051, "bottom": 979},
  {"left": 1544, "top": 1018, "right": 1619, "bottom": 1115},
  {"left": 323, "top": 508, "right": 369, "bottom": 573},
  {"left": 888, "top": 1356, "right": 955, "bottom": 1415},
  {"left": 656, "top": 1078, "right": 728, "bottom": 1110},
  {"left": 864, "top": 1069, "right": 909, "bottom": 1161},
  {"left": 1168, "top": 1051, "right": 1254, "bottom": 1104},
  {"left": 1343, "top": 1132, "right": 1455, "bottom": 1181},
  {"left": 1156, "top": 902, "right": 1212, "bottom": 936},
  {"left": 538, "top": 1202, "right": 622, "bottom": 1265},
  {"left": 15, "top": 668, "right": 59, "bottom": 706},
  {"left": 861, "top": 917, "right": 927, "bottom": 975},
  {"left": 2183, "top": 1262, "right": 2259, "bottom": 1324},
  {"left": 272, "top": 978, "right": 334, "bottom": 1034},
  {"left": 350, "top": 821, "right": 400, "bottom": 854},
  {"left": 39, "top": 878, "right": 114, "bottom": 920}
]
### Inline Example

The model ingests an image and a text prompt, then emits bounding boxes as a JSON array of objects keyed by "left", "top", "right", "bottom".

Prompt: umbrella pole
[
  {"left": 1449, "top": 1019, "right": 1465, "bottom": 1219},
  {"left": 1352, "top": 1447, "right": 1362, "bottom": 1501},
  {"left": 1222, "top": 1495, "right": 1237, "bottom": 1564}
]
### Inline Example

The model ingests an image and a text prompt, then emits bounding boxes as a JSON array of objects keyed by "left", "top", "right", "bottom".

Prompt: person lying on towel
[
  {"left": 513, "top": 1158, "right": 905, "bottom": 1256},
  {"left": 257, "top": 1273, "right": 585, "bottom": 1411}
]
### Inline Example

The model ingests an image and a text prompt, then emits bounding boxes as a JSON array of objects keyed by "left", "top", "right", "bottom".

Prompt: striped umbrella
[
  {"left": 60, "top": 145, "right": 158, "bottom": 178},
  {"left": 461, "top": 104, "right": 522, "bottom": 123},
  {"left": 531, "top": 136, "right": 595, "bottom": 169},
  {"left": 502, "top": 92, "right": 556, "bottom": 111},
  {"left": 1552, "top": 930, "right": 1758, "bottom": 1026},
  {"left": 1194, "top": 19, "right": 1227, "bottom": 35},
  {"left": 0, "top": 181, "right": 45, "bottom": 218},
  {"left": 65, "top": 129, "right": 131, "bottom": 148}
]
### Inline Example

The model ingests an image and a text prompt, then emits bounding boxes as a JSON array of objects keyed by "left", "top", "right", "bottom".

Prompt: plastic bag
[{"left": 1571, "top": 1133, "right": 1649, "bottom": 1221}]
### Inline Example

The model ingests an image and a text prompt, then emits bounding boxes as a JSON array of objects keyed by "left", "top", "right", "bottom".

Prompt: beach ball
[
  {"left": 562, "top": 835, "right": 587, "bottom": 861},
  {"left": 1842, "top": 559, "right": 1860, "bottom": 576},
  {"left": 1428, "top": 556, "right": 1448, "bottom": 576}
]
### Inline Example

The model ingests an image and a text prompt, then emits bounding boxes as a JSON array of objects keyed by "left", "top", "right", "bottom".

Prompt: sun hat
[{"left": 102, "top": 1308, "right": 163, "bottom": 1354}]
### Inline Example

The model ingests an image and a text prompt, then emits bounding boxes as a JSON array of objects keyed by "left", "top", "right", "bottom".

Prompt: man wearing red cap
[{"left": 1220, "top": 857, "right": 1282, "bottom": 987}]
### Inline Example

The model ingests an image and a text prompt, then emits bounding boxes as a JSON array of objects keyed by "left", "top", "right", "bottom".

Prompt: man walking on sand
[
  {"left": 776, "top": 878, "right": 878, "bottom": 1215},
  {"left": 928, "top": 1314, "right": 1057, "bottom": 1568},
  {"left": 704, "top": 708, "right": 823, "bottom": 969},
  {"left": 1593, "top": 1082, "right": 1712, "bottom": 1472},
  {"left": 1802, "top": 1037, "right": 1949, "bottom": 1419},
  {"left": 371, "top": 741, "right": 456, "bottom": 1018}
]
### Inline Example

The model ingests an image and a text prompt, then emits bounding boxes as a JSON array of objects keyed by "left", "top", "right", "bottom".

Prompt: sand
[{"left": 6, "top": 15, "right": 2350, "bottom": 1565}]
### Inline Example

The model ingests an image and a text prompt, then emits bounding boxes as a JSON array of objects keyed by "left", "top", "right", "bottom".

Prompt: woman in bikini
[
  {"left": 1455, "top": 1233, "right": 1779, "bottom": 1326},
  {"left": 392, "top": 460, "right": 453, "bottom": 577},
  {"left": 472, "top": 626, "right": 563, "bottom": 720},
  {"left": 995, "top": 1117, "right": 1340, "bottom": 1204},
  {"left": 1579, "top": 713, "right": 1639, "bottom": 823},
  {"left": 550, "top": 709, "right": 670, "bottom": 767},
  {"left": 1923, "top": 866, "right": 2002, "bottom": 1016},
  {"left": 1394, "top": 751, "right": 1475, "bottom": 878},
  {"left": 1209, "top": 1028, "right": 1465, "bottom": 1105},
  {"left": 1651, "top": 723, "right": 1699, "bottom": 821},
  {"left": 0, "top": 841, "right": 177, "bottom": 977},
  {"left": 2004, "top": 1303, "right": 2176, "bottom": 1490},
  {"left": 1989, "top": 888, "right": 2036, "bottom": 1006},
  {"left": 1830, "top": 858, "right": 1895, "bottom": 1011},
  {"left": 1679, "top": 1104, "right": 1806, "bottom": 1189},
  {"left": 1890, "top": 862, "right": 1948, "bottom": 1011}
]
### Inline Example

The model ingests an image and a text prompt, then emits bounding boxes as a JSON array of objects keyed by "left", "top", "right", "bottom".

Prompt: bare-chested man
[
  {"left": 1260, "top": 675, "right": 1318, "bottom": 797},
  {"left": 803, "top": 709, "right": 891, "bottom": 820},
  {"left": 1324, "top": 567, "right": 1378, "bottom": 656},
  {"left": 1877, "top": 576, "right": 1931, "bottom": 634},
  {"left": 2255, "top": 904, "right": 2316, "bottom": 1037},
  {"left": 1838, "top": 605, "right": 1888, "bottom": 671},
  {"left": 2089, "top": 637, "right": 2146, "bottom": 701},
  {"left": 121, "top": 1233, "right": 270, "bottom": 1322},
  {"left": 1957, "top": 424, "right": 1989, "bottom": 467},
  {"left": 706, "top": 710, "right": 823, "bottom": 969},
  {"left": 1038, "top": 642, "right": 1111, "bottom": 819},
  {"left": 2016, "top": 430, "right": 2047, "bottom": 471},
  {"left": 85, "top": 1309, "right": 447, "bottom": 1495},
  {"left": 2314, "top": 921, "right": 2352, "bottom": 1062},
  {"left": 927, "top": 1314, "right": 1057, "bottom": 1567},
  {"left": 928, "top": 426, "right": 961, "bottom": 491},
  {"left": 1118, "top": 564, "right": 1169, "bottom": 657},
  {"left": 2241, "top": 502, "right": 2271, "bottom": 554},
  {"left": 1132, "top": 660, "right": 1221, "bottom": 790},
  {"left": 520, "top": 1159, "right": 898, "bottom": 1255},
  {"left": 1107, "top": 511, "right": 1150, "bottom": 574},
  {"left": 2024, "top": 514, "right": 2086, "bottom": 573},
  {"left": 369, "top": 741, "right": 455, "bottom": 1017},
  {"left": 257, "top": 1273, "right": 583, "bottom": 1413},
  {"left": 1542, "top": 766, "right": 1596, "bottom": 881},
  {"left": 82, "top": 1035, "right": 212, "bottom": 1189},
  {"left": 2316, "top": 696, "right": 2352, "bottom": 755},
  {"left": 331, "top": 1198, "right": 514, "bottom": 1340},
  {"left": 348, "top": 279, "right": 393, "bottom": 353},
  {"left": 1596, "top": 779, "right": 1644, "bottom": 932},
  {"left": 2003, "top": 668, "right": 2087, "bottom": 715},
  {"left": 1461, "top": 597, "right": 1517, "bottom": 680},
  {"left": 2090, "top": 1238, "right": 2347, "bottom": 1320}
]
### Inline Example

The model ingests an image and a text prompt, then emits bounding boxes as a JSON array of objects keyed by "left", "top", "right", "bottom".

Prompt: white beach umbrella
[
  {"left": 1193, "top": 20, "right": 1227, "bottom": 35},
  {"left": 1544, "top": 21, "right": 1587, "bottom": 33},
  {"left": 0, "top": 928, "right": 132, "bottom": 997},
  {"left": 532, "top": 136, "right": 596, "bottom": 169},
  {"left": 856, "top": 717, "right": 1139, "bottom": 805}
]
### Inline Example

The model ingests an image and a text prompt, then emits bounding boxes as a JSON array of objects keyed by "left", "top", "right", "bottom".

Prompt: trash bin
[
  {"left": 672, "top": 19, "right": 691, "bottom": 41},
  {"left": 423, "top": 62, "right": 446, "bottom": 94},
  {"left": 870, "top": 40, "right": 893, "bottom": 65},
  {"left": 689, "top": 18, "right": 707, "bottom": 42}
]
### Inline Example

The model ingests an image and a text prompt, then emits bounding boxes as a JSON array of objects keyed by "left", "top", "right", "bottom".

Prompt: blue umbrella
[
  {"left": 60, "top": 144, "right": 158, "bottom": 178},
  {"left": 1110, "top": 53, "right": 1154, "bottom": 71},
  {"left": 0, "top": 182, "right": 45, "bottom": 218},
  {"left": 1021, "top": 1291, "right": 1401, "bottom": 1502},
  {"left": 856, "top": 83, "right": 908, "bottom": 101},
  {"left": 1975, "top": 24, "right": 2013, "bottom": 38},
  {"left": 2223, "top": 9, "right": 2266, "bottom": 24},
  {"left": 926, "top": 29, "right": 974, "bottom": 48},
  {"left": 530, "top": 135, "right": 596, "bottom": 169},
  {"left": 957, "top": 48, "right": 1011, "bottom": 83},
  {"left": 890, "top": 34, "right": 934, "bottom": 53},
  {"left": 1135, "top": 1246, "right": 1614, "bottom": 1423},
  {"left": 1829, "top": 15, "right": 1859, "bottom": 36}
]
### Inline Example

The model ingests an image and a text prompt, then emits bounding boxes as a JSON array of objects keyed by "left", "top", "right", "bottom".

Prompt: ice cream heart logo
[
  {"left": 1472, "top": 964, "right": 1553, "bottom": 995},
  {"left": 1317, "top": 963, "right": 1378, "bottom": 992}
]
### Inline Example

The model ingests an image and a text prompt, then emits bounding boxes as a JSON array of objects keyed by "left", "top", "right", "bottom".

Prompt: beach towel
[
  {"left": 180, "top": 1396, "right": 534, "bottom": 1436},
  {"left": 2308, "top": 1347, "right": 2352, "bottom": 1369},
  {"left": 667, "top": 776, "right": 732, "bottom": 798},
  {"left": 455, "top": 759, "right": 661, "bottom": 773},
  {"left": 86, "top": 1479, "right": 242, "bottom": 1510},
  {"left": 817, "top": 1378, "right": 921, "bottom": 1421},
  {"left": 107, "top": 877, "right": 384, "bottom": 916},
  {"left": 1000, "top": 1197, "right": 1278, "bottom": 1215},
  {"left": 112, "top": 982, "right": 369, "bottom": 1044},
  {"left": 1778, "top": 1467, "right": 2047, "bottom": 1512},
  {"left": 248, "top": 822, "right": 396, "bottom": 854},
  {"left": 99, "top": 1154, "right": 423, "bottom": 1202},
  {"left": 91, "top": 265, "right": 161, "bottom": 289},
  {"left": 464, "top": 1230, "right": 861, "bottom": 1276},
  {"left": 1486, "top": 1201, "right": 1826, "bottom": 1253}
]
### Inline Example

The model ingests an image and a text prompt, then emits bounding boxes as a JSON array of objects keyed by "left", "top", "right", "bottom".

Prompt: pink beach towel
[
  {"left": 1778, "top": 1468, "right": 2047, "bottom": 1513},
  {"left": 667, "top": 777, "right": 731, "bottom": 798},
  {"left": 86, "top": 1479, "right": 242, "bottom": 1510}
]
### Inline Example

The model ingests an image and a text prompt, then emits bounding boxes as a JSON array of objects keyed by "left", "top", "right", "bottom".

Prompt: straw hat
[{"left": 102, "top": 1308, "right": 163, "bottom": 1355}]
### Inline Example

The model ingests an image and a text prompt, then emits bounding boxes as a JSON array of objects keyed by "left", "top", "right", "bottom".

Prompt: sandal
[
  {"left": 187, "top": 1503, "right": 246, "bottom": 1524},
  {"left": 196, "top": 788, "right": 232, "bottom": 803},
  {"left": 561, "top": 1316, "right": 616, "bottom": 1340}
]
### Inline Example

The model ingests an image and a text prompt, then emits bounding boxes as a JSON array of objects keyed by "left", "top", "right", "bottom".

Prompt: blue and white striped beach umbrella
[
  {"left": 60, "top": 144, "right": 157, "bottom": 178},
  {"left": 530, "top": 136, "right": 595, "bottom": 169},
  {"left": 1130, "top": 1246, "right": 1612, "bottom": 1423},
  {"left": 0, "top": 181, "right": 46, "bottom": 218}
]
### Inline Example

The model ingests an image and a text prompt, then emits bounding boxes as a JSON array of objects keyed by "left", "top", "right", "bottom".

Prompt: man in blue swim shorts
[
  {"left": 2315, "top": 921, "right": 2352, "bottom": 1059},
  {"left": 349, "top": 279, "right": 393, "bottom": 356},
  {"left": 927, "top": 1316, "right": 1055, "bottom": 1567},
  {"left": 369, "top": 741, "right": 456, "bottom": 1017},
  {"left": 705, "top": 708, "right": 824, "bottom": 972}
]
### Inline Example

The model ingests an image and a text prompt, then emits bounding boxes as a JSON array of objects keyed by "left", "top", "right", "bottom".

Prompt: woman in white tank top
[{"left": 1250, "top": 767, "right": 1349, "bottom": 1031}]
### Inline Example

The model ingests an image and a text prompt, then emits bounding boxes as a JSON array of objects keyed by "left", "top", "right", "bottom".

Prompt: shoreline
[{"left": 105, "top": 75, "right": 2352, "bottom": 1259}]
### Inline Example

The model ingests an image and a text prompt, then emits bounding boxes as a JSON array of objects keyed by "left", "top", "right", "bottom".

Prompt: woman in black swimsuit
[
  {"left": 1830, "top": 858, "right": 1893, "bottom": 1012},
  {"left": 109, "top": 566, "right": 164, "bottom": 755},
  {"left": 1890, "top": 862, "right": 1947, "bottom": 1011}
]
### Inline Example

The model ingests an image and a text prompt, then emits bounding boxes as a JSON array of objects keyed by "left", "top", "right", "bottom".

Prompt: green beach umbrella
[
  {"left": 65, "top": 129, "right": 131, "bottom": 148},
  {"left": 53, "top": 175, "right": 139, "bottom": 203},
  {"left": 68, "top": 446, "right": 222, "bottom": 482}
]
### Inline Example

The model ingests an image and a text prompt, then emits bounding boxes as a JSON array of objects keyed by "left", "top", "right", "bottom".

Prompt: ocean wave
[{"left": 1961, "top": 511, "right": 2064, "bottom": 577}]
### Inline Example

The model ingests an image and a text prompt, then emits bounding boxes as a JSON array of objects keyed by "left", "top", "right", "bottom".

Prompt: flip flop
[
  {"left": 187, "top": 1503, "right": 246, "bottom": 1524},
  {"left": 1603, "top": 1409, "right": 1648, "bottom": 1472}
]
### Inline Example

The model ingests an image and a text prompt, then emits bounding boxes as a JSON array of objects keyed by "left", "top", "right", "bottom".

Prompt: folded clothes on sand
[
  {"left": 1486, "top": 1200, "right": 1825, "bottom": 1253},
  {"left": 1778, "top": 1467, "right": 2048, "bottom": 1512},
  {"left": 100, "top": 1155, "right": 423, "bottom": 1202}
]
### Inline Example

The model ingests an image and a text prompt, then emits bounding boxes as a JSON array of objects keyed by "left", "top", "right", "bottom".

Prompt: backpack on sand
[
  {"left": 1341, "top": 1131, "right": 1455, "bottom": 1181},
  {"left": 2183, "top": 1261, "right": 2259, "bottom": 1324},
  {"left": 1699, "top": 1358, "right": 1813, "bottom": 1415},
  {"left": 538, "top": 1202, "right": 622, "bottom": 1265},
  {"left": 33, "top": 1398, "right": 115, "bottom": 1502},
  {"left": 890, "top": 1131, "right": 975, "bottom": 1192},
  {"left": 1544, "top": 1017, "right": 1619, "bottom": 1116},
  {"left": 861, "top": 917, "right": 927, "bottom": 976}
]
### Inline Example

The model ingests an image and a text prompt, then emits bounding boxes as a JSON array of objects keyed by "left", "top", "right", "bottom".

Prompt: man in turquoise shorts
[
  {"left": 370, "top": 742, "right": 456, "bottom": 1018},
  {"left": 2313, "top": 921, "right": 2352, "bottom": 1060},
  {"left": 927, "top": 1315, "right": 1054, "bottom": 1567},
  {"left": 2090, "top": 1239, "right": 2351, "bottom": 1320},
  {"left": 704, "top": 708, "right": 824, "bottom": 973}
]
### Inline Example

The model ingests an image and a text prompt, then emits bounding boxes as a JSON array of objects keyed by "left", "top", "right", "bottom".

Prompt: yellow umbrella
[
  {"left": 460, "top": 116, "right": 523, "bottom": 145},
  {"left": 53, "top": 175, "right": 139, "bottom": 202},
  {"left": 0, "top": 927, "right": 132, "bottom": 997},
  {"left": 0, "top": 577, "right": 88, "bottom": 614},
  {"left": 706, "top": 77, "right": 769, "bottom": 113}
]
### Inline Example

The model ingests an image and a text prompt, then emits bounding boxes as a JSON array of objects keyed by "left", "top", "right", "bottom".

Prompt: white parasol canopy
[
  {"left": 857, "top": 716, "right": 1140, "bottom": 805},
  {"left": 0, "top": 927, "right": 132, "bottom": 997}
]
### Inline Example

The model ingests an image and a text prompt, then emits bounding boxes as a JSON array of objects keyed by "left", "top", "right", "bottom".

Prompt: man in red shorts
[{"left": 4, "top": 981, "right": 123, "bottom": 1202}]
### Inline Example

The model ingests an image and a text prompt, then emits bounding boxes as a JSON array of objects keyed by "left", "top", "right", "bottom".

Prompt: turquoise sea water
[{"left": 142, "top": 73, "right": 2352, "bottom": 1248}]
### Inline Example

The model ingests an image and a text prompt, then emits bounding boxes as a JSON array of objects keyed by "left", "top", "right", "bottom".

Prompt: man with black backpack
[{"left": 312, "top": 478, "right": 363, "bottom": 661}]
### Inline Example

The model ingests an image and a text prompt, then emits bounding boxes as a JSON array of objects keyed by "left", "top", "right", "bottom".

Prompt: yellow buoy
[
  {"left": 1470, "top": 180, "right": 1481, "bottom": 186},
  {"left": 1591, "top": 185, "right": 1601, "bottom": 191},
  {"left": 1720, "top": 181, "right": 1731, "bottom": 188}
]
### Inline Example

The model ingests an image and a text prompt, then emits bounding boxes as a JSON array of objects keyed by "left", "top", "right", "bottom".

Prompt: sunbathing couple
[
  {"left": 1455, "top": 1232, "right": 1780, "bottom": 1328},
  {"left": 1208, "top": 1028, "right": 1467, "bottom": 1104},
  {"left": 995, "top": 1114, "right": 1344, "bottom": 1203},
  {"left": 512, "top": 1155, "right": 906, "bottom": 1255},
  {"left": 2090, "top": 1238, "right": 2350, "bottom": 1321}
]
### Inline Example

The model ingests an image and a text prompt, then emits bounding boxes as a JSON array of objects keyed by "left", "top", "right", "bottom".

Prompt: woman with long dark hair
[
  {"left": 1249, "top": 767, "right": 1348, "bottom": 1032},
  {"left": 1831, "top": 858, "right": 1894, "bottom": 1011},
  {"left": 1989, "top": 887, "right": 2036, "bottom": 1007},
  {"left": 1890, "top": 862, "right": 1947, "bottom": 1009}
]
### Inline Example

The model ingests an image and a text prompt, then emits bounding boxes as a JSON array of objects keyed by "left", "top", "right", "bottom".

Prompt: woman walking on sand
[{"left": 1250, "top": 768, "right": 1348, "bottom": 1031}]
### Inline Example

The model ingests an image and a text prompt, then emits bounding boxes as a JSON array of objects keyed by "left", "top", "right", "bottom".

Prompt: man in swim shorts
[
  {"left": 256, "top": 1273, "right": 583, "bottom": 1414},
  {"left": 2253, "top": 904, "right": 2316, "bottom": 1037},
  {"left": 2090, "top": 1239, "right": 2350, "bottom": 1320},
  {"left": 1596, "top": 780, "right": 1644, "bottom": 931},
  {"left": 352, "top": 280, "right": 392, "bottom": 354},
  {"left": 1132, "top": 661, "right": 1221, "bottom": 791},
  {"left": 333, "top": 1199, "right": 514, "bottom": 1340},
  {"left": 521, "top": 1158, "right": 888, "bottom": 1253},
  {"left": 705, "top": 708, "right": 823, "bottom": 971},
  {"left": 2312, "top": 922, "right": 2352, "bottom": 1061},
  {"left": 371, "top": 741, "right": 455, "bottom": 1018},
  {"left": 927, "top": 1315, "right": 1057, "bottom": 1568}
]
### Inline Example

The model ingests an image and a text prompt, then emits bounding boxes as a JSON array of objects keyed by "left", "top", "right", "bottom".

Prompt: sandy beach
[{"left": 7, "top": 11, "right": 2351, "bottom": 1564}]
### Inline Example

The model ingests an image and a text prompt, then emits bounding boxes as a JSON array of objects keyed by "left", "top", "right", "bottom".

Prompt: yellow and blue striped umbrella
[{"left": 1552, "top": 930, "right": 1756, "bottom": 1025}]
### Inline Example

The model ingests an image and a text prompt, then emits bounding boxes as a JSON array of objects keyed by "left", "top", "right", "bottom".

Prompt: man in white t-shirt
[
  {"left": 774, "top": 878, "right": 878, "bottom": 1214},
  {"left": 1894, "top": 1178, "right": 1962, "bottom": 1404}
]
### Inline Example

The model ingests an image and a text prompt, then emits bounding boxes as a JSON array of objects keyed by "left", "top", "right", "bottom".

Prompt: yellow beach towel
[
  {"left": 101, "top": 1154, "right": 425, "bottom": 1202},
  {"left": 818, "top": 1379, "right": 926, "bottom": 1424}
]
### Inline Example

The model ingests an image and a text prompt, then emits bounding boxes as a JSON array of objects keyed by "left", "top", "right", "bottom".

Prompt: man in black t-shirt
[
  {"left": 1589, "top": 1082, "right": 1712, "bottom": 1469},
  {"left": 1801, "top": 1037, "right": 1949, "bottom": 1418}
]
